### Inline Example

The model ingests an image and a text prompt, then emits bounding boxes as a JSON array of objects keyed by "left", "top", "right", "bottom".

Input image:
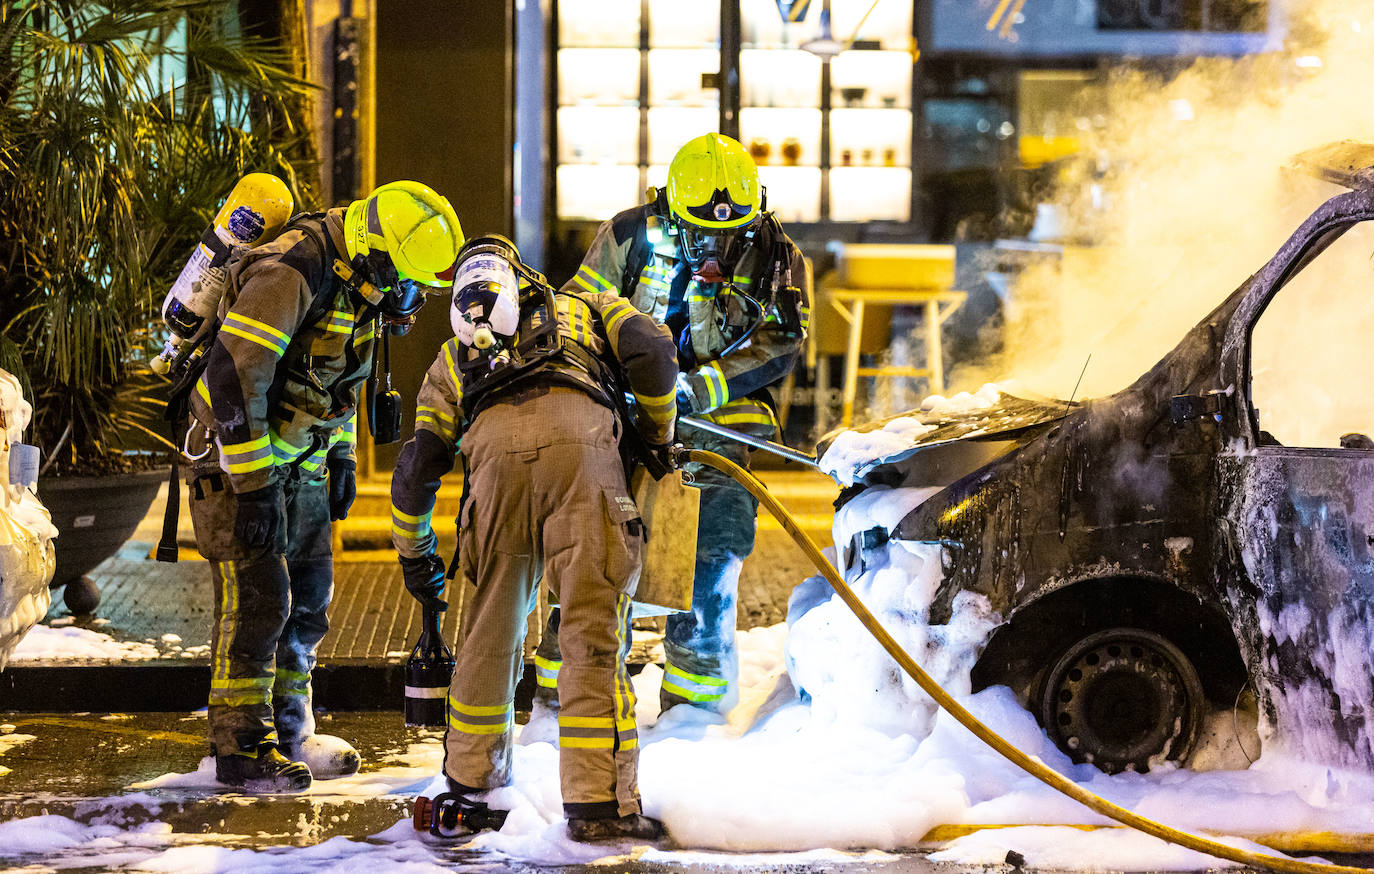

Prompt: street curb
[{"left": 0, "top": 662, "right": 538, "bottom": 713}]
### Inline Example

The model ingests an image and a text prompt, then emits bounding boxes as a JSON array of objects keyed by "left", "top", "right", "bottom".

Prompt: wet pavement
[{"left": 0, "top": 711, "right": 953, "bottom": 873}]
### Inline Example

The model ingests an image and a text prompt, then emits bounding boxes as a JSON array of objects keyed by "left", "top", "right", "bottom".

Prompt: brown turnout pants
[{"left": 444, "top": 386, "right": 643, "bottom": 820}]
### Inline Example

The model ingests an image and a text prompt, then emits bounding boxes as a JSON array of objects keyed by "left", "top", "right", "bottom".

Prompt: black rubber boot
[
  {"left": 567, "top": 813, "right": 665, "bottom": 843},
  {"left": 215, "top": 742, "right": 313, "bottom": 793}
]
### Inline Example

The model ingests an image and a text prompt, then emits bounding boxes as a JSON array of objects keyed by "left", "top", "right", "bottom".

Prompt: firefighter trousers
[
  {"left": 444, "top": 386, "right": 643, "bottom": 820},
  {"left": 186, "top": 436, "right": 334, "bottom": 757},
  {"left": 533, "top": 431, "right": 757, "bottom": 715}
]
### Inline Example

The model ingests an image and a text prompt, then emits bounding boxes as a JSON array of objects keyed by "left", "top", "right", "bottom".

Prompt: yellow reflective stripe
[
  {"left": 709, "top": 412, "right": 775, "bottom": 427},
  {"left": 661, "top": 679, "right": 726, "bottom": 703},
  {"left": 700, "top": 365, "right": 726, "bottom": 409},
  {"left": 225, "top": 454, "right": 273, "bottom": 474},
  {"left": 353, "top": 323, "right": 376, "bottom": 346},
  {"left": 558, "top": 716, "right": 614, "bottom": 729},
  {"left": 603, "top": 300, "right": 637, "bottom": 336},
  {"left": 221, "top": 323, "right": 287, "bottom": 355},
  {"left": 209, "top": 692, "right": 272, "bottom": 707},
  {"left": 731, "top": 275, "right": 752, "bottom": 285},
  {"left": 227, "top": 313, "right": 290, "bottom": 345},
  {"left": 450, "top": 700, "right": 512, "bottom": 717},
  {"left": 579, "top": 265, "right": 617, "bottom": 292},
  {"left": 417, "top": 405, "right": 454, "bottom": 424},
  {"left": 393, "top": 507, "right": 424, "bottom": 524},
  {"left": 443, "top": 343, "right": 461, "bottom": 391},
  {"left": 213, "top": 676, "right": 274, "bottom": 690},
  {"left": 560, "top": 736, "right": 615, "bottom": 749},
  {"left": 221, "top": 434, "right": 269, "bottom": 454},
  {"left": 634, "top": 389, "right": 675, "bottom": 412},
  {"left": 213, "top": 562, "right": 237, "bottom": 683},
  {"left": 572, "top": 274, "right": 598, "bottom": 294},
  {"left": 298, "top": 449, "right": 327, "bottom": 472},
  {"left": 642, "top": 276, "right": 670, "bottom": 291},
  {"left": 534, "top": 655, "right": 562, "bottom": 671},
  {"left": 196, "top": 377, "right": 210, "bottom": 404},
  {"left": 275, "top": 668, "right": 310, "bottom": 685},
  {"left": 665, "top": 663, "right": 728, "bottom": 687},
  {"left": 536, "top": 676, "right": 558, "bottom": 688},
  {"left": 447, "top": 713, "right": 511, "bottom": 734}
]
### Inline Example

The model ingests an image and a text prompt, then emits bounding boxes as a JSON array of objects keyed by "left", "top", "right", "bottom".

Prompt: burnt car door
[{"left": 1215, "top": 187, "right": 1374, "bottom": 770}]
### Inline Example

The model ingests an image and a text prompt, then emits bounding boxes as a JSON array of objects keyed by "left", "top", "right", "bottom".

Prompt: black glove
[
  {"left": 234, "top": 484, "right": 282, "bottom": 549},
  {"left": 645, "top": 442, "right": 676, "bottom": 481},
  {"left": 400, "top": 553, "right": 448, "bottom": 612},
  {"left": 328, "top": 458, "right": 357, "bottom": 521}
]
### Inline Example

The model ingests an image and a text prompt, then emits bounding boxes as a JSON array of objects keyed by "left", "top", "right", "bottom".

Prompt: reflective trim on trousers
[
  {"left": 447, "top": 697, "right": 514, "bottom": 735},
  {"left": 534, "top": 654, "right": 562, "bottom": 689},
  {"left": 661, "top": 662, "right": 728, "bottom": 703}
]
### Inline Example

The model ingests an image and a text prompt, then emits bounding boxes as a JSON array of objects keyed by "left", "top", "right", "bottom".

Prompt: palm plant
[{"left": 0, "top": 0, "right": 315, "bottom": 473}]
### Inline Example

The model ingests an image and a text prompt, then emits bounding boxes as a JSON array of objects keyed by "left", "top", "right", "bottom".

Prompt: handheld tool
[
  {"left": 680, "top": 416, "right": 819, "bottom": 469},
  {"left": 404, "top": 605, "right": 453, "bottom": 727},
  {"left": 413, "top": 792, "right": 508, "bottom": 838}
]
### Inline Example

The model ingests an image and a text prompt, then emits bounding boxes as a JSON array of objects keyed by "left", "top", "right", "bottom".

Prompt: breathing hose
[{"left": 683, "top": 447, "right": 1373, "bottom": 874}]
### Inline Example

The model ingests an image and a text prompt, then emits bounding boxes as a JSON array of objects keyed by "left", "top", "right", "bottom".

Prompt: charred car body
[{"left": 826, "top": 146, "right": 1374, "bottom": 775}]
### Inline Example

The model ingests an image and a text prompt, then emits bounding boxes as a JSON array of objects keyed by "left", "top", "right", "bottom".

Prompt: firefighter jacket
[
  {"left": 190, "top": 209, "right": 372, "bottom": 493},
  {"left": 390, "top": 288, "right": 678, "bottom": 558},
  {"left": 564, "top": 204, "right": 811, "bottom": 438}
]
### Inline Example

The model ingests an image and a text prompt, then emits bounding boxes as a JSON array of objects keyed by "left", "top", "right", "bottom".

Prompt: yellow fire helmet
[
  {"left": 665, "top": 133, "right": 762, "bottom": 231},
  {"left": 344, "top": 180, "right": 464, "bottom": 288}
]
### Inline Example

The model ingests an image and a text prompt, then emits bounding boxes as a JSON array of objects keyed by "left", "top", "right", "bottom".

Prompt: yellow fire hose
[{"left": 685, "top": 448, "right": 1374, "bottom": 874}]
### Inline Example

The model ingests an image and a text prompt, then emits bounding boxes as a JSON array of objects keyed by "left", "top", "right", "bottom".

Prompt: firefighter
[
  {"left": 186, "top": 181, "right": 463, "bottom": 792},
  {"left": 536, "top": 133, "right": 811, "bottom": 716},
  {"left": 390, "top": 235, "right": 677, "bottom": 842}
]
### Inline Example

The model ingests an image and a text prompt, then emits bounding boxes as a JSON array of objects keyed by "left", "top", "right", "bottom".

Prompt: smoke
[{"left": 958, "top": 0, "right": 1374, "bottom": 446}]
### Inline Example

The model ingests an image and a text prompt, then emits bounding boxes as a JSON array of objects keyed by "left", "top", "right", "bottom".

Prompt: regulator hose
[{"left": 683, "top": 448, "right": 1373, "bottom": 874}]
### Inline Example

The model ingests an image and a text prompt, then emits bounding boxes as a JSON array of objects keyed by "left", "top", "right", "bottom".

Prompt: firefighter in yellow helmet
[
  {"left": 534, "top": 133, "right": 811, "bottom": 718},
  {"left": 185, "top": 181, "right": 462, "bottom": 792}
]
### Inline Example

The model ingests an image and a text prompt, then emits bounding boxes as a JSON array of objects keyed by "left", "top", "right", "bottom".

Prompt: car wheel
[{"left": 1038, "top": 627, "right": 1204, "bottom": 774}]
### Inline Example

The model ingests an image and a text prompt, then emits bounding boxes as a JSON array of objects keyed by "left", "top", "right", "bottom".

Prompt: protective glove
[
  {"left": 234, "top": 484, "right": 282, "bottom": 549},
  {"left": 645, "top": 442, "right": 676, "bottom": 481},
  {"left": 328, "top": 458, "right": 357, "bottom": 521},
  {"left": 399, "top": 553, "right": 448, "bottom": 612}
]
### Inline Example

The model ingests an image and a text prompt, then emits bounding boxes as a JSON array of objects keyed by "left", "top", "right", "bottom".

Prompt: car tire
[{"left": 1038, "top": 627, "right": 1204, "bottom": 774}]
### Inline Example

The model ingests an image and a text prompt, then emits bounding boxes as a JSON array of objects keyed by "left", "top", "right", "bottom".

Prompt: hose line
[{"left": 684, "top": 448, "right": 1373, "bottom": 874}]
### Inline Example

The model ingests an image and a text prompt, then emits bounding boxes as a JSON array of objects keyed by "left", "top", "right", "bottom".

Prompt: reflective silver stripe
[{"left": 405, "top": 685, "right": 448, "bottom": 699}]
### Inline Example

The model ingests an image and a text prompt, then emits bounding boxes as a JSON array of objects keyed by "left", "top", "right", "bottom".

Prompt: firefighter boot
[
  {"left": 567, "top": 814, "right": 666, "bottom": 843},
  {"left": 215, "top": 742, "right": 313, "bottom": 793}
]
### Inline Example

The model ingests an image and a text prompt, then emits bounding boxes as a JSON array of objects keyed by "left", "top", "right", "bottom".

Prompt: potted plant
[{"left": 0, "top": 1, "right": 316, "bottom": 613}]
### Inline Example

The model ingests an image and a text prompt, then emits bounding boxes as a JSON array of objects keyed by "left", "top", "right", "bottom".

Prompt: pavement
[{"left": 0, "top": 711, "right": 956, "bottom": 873}]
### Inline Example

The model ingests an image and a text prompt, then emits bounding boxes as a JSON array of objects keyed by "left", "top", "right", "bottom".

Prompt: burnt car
[{"left": 823, "top": 143, "right": 1374, "bottom": 775}]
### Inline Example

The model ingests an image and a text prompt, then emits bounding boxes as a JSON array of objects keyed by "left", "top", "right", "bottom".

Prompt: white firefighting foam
[{"left": 819, "top": 384, "right": 1004, "bottom": 486}]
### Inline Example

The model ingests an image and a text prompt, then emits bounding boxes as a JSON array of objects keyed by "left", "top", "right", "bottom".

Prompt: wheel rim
[{"left": 1040, "top": 627, "right": 1204, "bottom": 774}]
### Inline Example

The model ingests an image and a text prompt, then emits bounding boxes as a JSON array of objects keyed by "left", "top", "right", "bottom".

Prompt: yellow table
[{"left": 823, "top": 287, "right": 967, "bottom": 428}]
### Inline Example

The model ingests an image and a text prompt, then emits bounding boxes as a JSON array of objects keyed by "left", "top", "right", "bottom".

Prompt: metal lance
[{"left": 404, "top": 605, "right": 453, "bottom": 727}]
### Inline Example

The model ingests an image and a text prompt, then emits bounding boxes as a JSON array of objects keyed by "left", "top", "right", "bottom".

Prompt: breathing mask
[{"left": 449, "top": 236, "right": 524, "bottom": 351}]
